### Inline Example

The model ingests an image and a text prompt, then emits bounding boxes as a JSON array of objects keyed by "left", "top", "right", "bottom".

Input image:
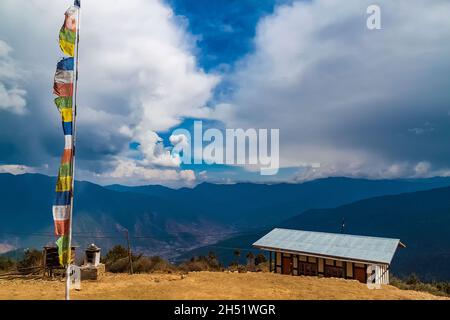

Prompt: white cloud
[
  {"left": 414, "top": 161, "right": 431, "bottom": 177},
  {"left": 0, "top": 164, "right": 41, "bottom": 175},
  {"left": 97, "top": 159, "right": 195, "bottom": 186},
  {"left": 408, "top": 122, "right": 435, "bottom": 135},
  {"left": 294, "top": 160, "right": 449, "bottom": 182},
  {"left": 74, "top": 0, "right": 219, "bottom": 169},
  {"left": 215, "top": 0, "right": 450, "bottom": 179},
  {"left": 0, "top": 84, "right": 26, "bottom": 114},
  {"left": 0, "top": 0, "right": 219, "bottom": 185},
  {"left": 76, "top": 0, "right": 220, "bottom": 183},
  {"left": 0, "top": 40, "right": 26, "bottom": 114},
  {"left": 0, "top": 243, "right": 15, "bottom": 254}
]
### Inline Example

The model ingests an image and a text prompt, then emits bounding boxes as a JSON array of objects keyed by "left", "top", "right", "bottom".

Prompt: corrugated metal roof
[{"left": 253, "top": 228, "right": 401, "bottom": 264}]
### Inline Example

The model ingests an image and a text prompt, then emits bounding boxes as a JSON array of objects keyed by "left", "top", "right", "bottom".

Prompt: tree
[
  {"left": 255, "top": 253, "right": 267, "bottom": 265},
  {"left": 104, "top": 245, "right": 128, "bottom": 263},
  {"left": 207, "top": 251, "right": 219, "bottom": 268},
  {"left": 233, "top": 249, "right": 241, "bottom": 265},
  {"left": 406, "top": 273, "right": 420, "bottom": 285},
  {"left": 207, "top": 251, "right": 217, "bottom": 262},
  {"left": 246, "top": 252, "right": 255, "bottom": 271},
  {"left": 246, "top": 252, "right": 255, "bottom": 264},
  {"left": 0, "top": 257, "right": 15, "bottom": 272},
  {"left": 17, "top": 249, "right": 42, "bottom": 269}
]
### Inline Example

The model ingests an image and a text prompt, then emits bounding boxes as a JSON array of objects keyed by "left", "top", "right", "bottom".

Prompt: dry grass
[{"left": 0, "top": 271, "right": 447, "bottom": 300}]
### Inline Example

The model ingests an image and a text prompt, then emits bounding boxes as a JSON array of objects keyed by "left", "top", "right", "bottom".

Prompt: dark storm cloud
[{"left": 217, "top": 0, "right": 450, "bottom": 179}]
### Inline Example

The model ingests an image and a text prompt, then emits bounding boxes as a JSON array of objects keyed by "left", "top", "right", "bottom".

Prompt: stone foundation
[{"left": 80, "top": 263, "right": 105, "bottom": 281}]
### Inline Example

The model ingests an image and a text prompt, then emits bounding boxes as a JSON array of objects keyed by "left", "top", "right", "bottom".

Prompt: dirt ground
[{"left": 0, "top": 271, "right": 446, "bottom": 300}]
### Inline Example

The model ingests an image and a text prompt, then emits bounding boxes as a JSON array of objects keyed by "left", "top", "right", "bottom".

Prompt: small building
[
  {"left": 253, "top": 228, "right": 405, "bottom": 284},
  {"left": 43, "top": 245, "right": 77, "bottom": 277}
]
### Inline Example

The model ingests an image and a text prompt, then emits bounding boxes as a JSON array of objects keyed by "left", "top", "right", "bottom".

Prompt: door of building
[
  {"left": 354, "top": 266, "right": 367, "bottom": 283},
  {"left": 282, "top": 256, "right": 292, "bottom": 275}
]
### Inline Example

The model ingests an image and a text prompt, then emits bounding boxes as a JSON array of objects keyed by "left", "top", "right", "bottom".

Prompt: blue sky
[
  {"left": 1, "top": 0, "right": 450, "bottom": 187},
  {"left": 167, "top": 0, "right": 288, "bottom": 71}
]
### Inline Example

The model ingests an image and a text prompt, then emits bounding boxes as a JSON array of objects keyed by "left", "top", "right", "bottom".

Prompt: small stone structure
[
  {"left": 80, "top": 244, "right": 105, "bottom": 280},
  {"left": 84, "top": 243, "right": 101, "bottom": 266}
]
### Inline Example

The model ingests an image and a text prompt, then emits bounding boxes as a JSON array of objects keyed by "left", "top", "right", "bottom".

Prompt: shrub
[
  {"left": 179, "top": 260, "right": 209, "bottom": 272},
  {"left": 255, "top": 253, "right": 267, "bottom": 265},
  {"left": 178, "top": 254, "right": 223, "bottom": 272},
  {"left": 132, "top": 256, "right": 153, "bottom": 273},
  {"left": 103, "top": 245, "right": 129, "bottom": 263},
  {"left": 227, "top": 263, "right": 246, "bottom": 273},
  {"left": 133, "top": 256, "right": 175, "bottom": 273},
  {"left": 17, "top": 249, "right": 42, "bottom": 270},
  {"left": 390, "top": 274, "right": 450, "bottom": 297},
  {"left": 233, "top": 249, "right": 241, "bottom": 265},
  {"left": 106, "top": 255, "right": 175, "bottom": 274},
  {"left": 406, "top": 273, "right": 420, "bottom": 285},
  {"left": 255, "top": 261, "right": 269, "bottom": 272},
  {"left": 107, "top": 257, "right": 130, "bottom": 273},
  {"left": 103, "top": 245, "right": 147, "bottom": 273},
  {"left": 207, "top": 251, "right": 219, "bottom": 267},
  {"left": 238, "top": 265, "right": 247, "bottom": 273},
  {"left": 0, "top": 257, "right": 15, "bottom": 272}
]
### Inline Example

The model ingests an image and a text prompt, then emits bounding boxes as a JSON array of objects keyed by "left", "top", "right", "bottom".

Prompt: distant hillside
[
  {"left": 0, "top": 173, "right": 228, "bottom": 258},
  {"left": 2, "top": 173, "right": 450, "bottom": 263},
  {"left": 184, "top": 186, "right": 450, "bottom": 281},
  {"left": 107, "top": 177, "right": 450, "bottom": 229},
  {"left": 175, "top": 230, "right": 268, "bottom": 265}
]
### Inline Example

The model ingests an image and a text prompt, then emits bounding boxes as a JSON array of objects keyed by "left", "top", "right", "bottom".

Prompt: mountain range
[
  {"left": 106, "top": 176, "right": 450, "bottom": 229},
  {"left": 1, "top": 172, "right": 450, "bottom": 280}
]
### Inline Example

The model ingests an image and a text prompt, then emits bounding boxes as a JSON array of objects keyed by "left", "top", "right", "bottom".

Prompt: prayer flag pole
[
  {"left": 65, "top": 0, "right": 81, "bottom": 301},
  {"left": 52, "top": 0, "right": 82, "bottom": 301}
]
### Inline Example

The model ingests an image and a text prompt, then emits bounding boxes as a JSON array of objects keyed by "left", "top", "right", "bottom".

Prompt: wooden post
[
  {"left": 269, "top": 251, "right": 272, "bottom": 272},
  {"left": 42, "top": 248, "right": 47, "bottom": 278},
  {"left": 125, "top": 230, "right": 133, "bottom": 275}
]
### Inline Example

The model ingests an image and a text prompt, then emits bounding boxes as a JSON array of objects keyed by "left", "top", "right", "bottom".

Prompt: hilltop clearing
[{"left": 0, "top": 272, "right": 446, "bottom": 300}]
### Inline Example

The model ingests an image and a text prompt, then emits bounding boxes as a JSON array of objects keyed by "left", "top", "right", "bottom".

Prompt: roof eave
[{"left": 253, "top": 244, "right": 392, "bottom": 266}]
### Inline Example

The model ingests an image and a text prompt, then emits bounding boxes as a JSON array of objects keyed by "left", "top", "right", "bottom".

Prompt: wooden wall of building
[{"left": 271, "top": 251, "right": 389, "bottom": 284}]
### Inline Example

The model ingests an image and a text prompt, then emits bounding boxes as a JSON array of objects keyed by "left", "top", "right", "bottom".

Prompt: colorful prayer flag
[
  {"left": 56, "top": 57, "right": 74, "bottom": 71},
  {"left": 59, "top": 7, "right": 78, "bottom": 57},
  {"left": 56, "top": 236, "right": 70, "bottom": 266},
  {"left": 52, "top": 3, "right": 79, "bottom": 267}
]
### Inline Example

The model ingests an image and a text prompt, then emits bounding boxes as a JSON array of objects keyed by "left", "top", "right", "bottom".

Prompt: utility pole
[{"left": 125, "top": 229, "right": 133, "bottom": 275}]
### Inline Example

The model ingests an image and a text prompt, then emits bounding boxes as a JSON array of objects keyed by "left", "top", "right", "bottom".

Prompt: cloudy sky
[{"left": 0, "top": 0, "right": 449, "bottom": 187}]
